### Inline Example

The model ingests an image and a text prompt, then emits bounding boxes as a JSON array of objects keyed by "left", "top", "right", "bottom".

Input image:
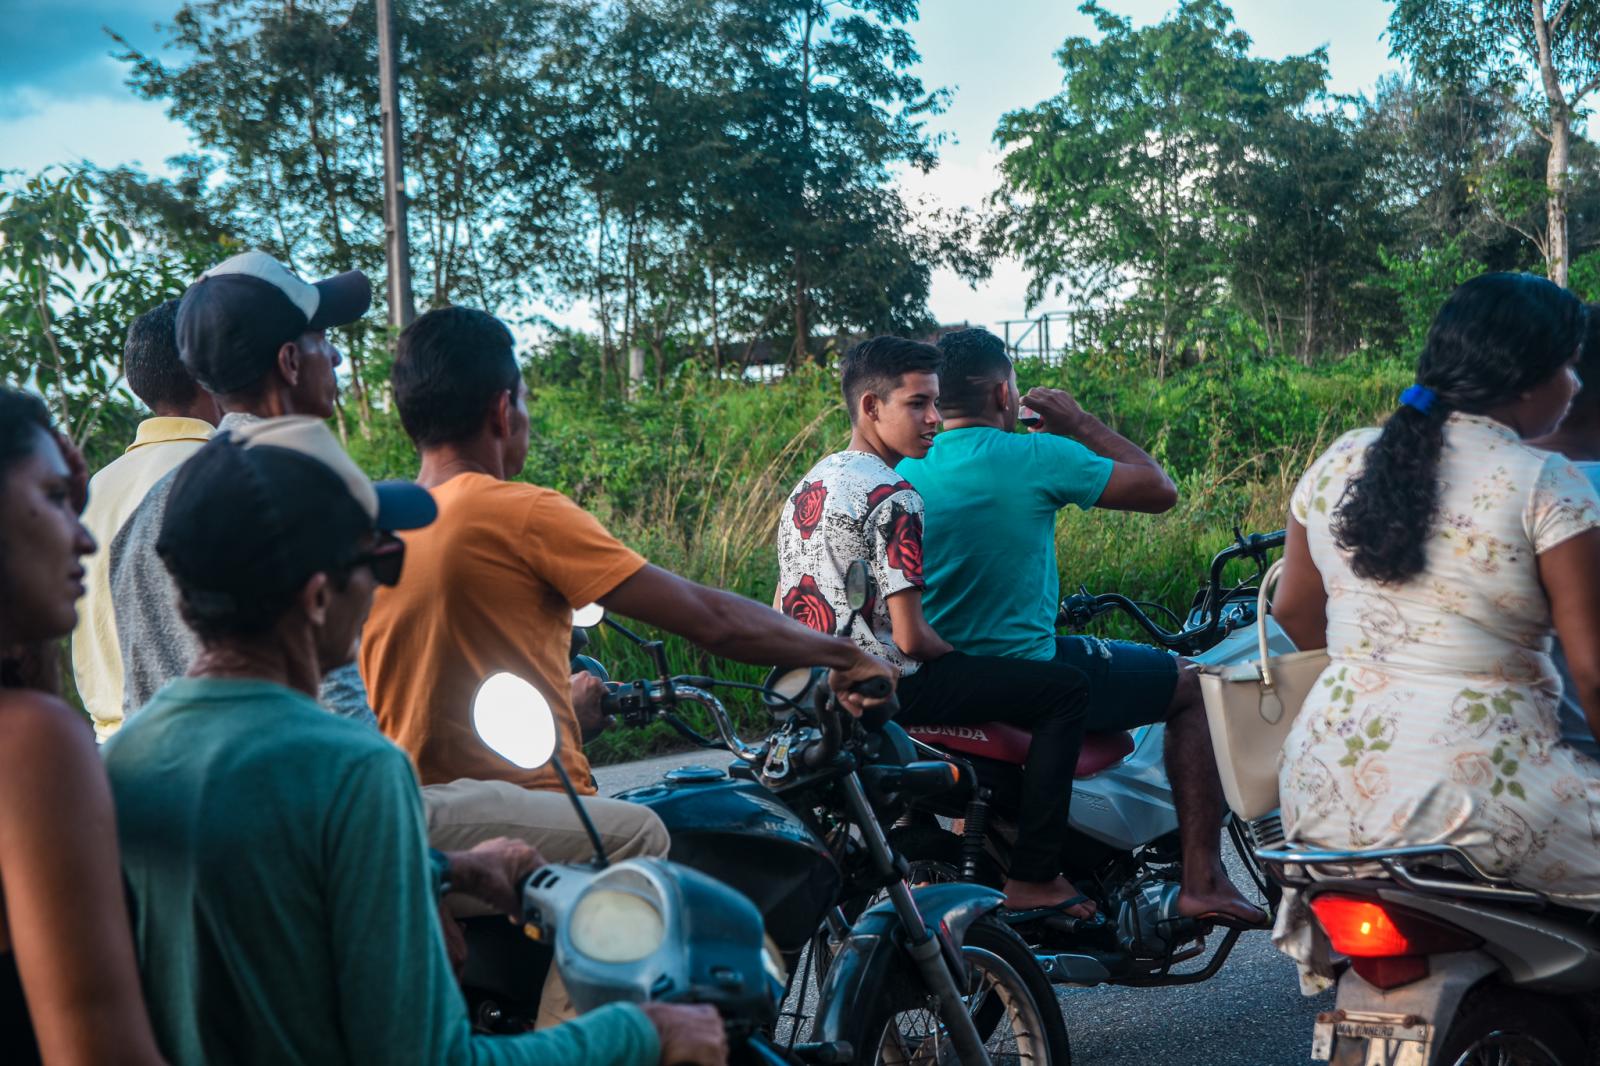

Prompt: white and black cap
[{"left": 176, "top": 250, "right": 372, "bottom": 394}]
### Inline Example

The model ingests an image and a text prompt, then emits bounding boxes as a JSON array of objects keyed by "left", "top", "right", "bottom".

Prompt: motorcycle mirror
[
  {"left": 763, "top": 665, "right": 821, "bottom": 712},
  {"left": 472, "top": 672, "right": 560, "bottom": 770},
  {"left": 572, "top": 602, "right": 605, "bottom": 628},
  {"left": 844, "top": 559, "right": 874, "bottom": 613}
]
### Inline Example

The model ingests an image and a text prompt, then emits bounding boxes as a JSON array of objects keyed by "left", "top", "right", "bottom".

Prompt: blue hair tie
[{"left": 1399, "top": 384, "right": 1438, "bottom": 414}]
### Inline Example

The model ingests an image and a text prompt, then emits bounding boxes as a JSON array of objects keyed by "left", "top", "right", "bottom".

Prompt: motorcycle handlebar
[
  {"left": 1060, "top": 528, "right": 1286, "bottom": 650},
  {"left": 600, "top": 680, "right": 766, "bottom": 764}
]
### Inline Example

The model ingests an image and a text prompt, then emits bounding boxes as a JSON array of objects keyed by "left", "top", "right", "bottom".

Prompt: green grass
[
  {"left": 340, "top": 352, "right": 1412, "bottom": 765},
  {"left": 51, "top": 351, "right": 1412, "bottom": 760}
]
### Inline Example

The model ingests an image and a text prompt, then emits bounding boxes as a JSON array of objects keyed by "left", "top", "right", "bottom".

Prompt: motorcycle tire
[
  {"left": 810, "top": 823, "right": 997, "bottom": 989},
  {"left": 853, "top": 915, "right": 1071, "bottom": 1066},
  {"left": 1433, "top": 986, "right": 1584, "bottom": 1066}
]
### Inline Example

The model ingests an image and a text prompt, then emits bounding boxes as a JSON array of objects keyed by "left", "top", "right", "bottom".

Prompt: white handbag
[{"left": 1198, "top": 558, "right": 1330, "bottom": 821}]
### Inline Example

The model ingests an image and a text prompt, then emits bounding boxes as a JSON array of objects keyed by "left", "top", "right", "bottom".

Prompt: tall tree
[
  {"left": 1387, "top": 0, "right": 1600, "bottom": 285},
  {"left": 722, "top": 0, "right": 947, "bottom": 364},
  {"left": 0, "top": 168, "right": 210, "bottom": 455},
  {"left": 991, "top": 0, "right": 1326, "bottom": 375}
]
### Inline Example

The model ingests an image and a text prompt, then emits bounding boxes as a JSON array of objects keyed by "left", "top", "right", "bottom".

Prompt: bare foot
[
  {"left": 1003, "top": 876, "right": 1097, "bottom": 919},
  {"left": 1175, "top": 883, "right": 1265, "bottom": 926}
]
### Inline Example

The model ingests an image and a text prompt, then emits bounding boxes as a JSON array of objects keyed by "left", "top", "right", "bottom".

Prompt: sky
[{"left": 0, "top": 0, "right": 1401, "bottom": 333}]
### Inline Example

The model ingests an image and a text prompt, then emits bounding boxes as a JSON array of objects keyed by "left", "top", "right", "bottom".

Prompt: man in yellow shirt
[{"left": 72, "top": 300, "right": 219, "bottom": 739}]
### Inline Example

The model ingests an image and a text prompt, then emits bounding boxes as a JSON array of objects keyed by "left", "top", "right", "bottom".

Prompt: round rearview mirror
[
  {"left": 473, "top": 672, "right": 559, "bottom": 770},
  {"left": 844, "top": 559, "right": 873, "bottom": 613},
  {"left": 763, "top": 665, "right": 822, "bottom": 712},
  {"left": 573, "top": 603, "right": 605, "bottom": 629}
]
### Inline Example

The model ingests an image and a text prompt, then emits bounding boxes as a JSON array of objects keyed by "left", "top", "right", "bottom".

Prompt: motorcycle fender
[
  {"left": 811, "top": 883, "right": 1004, "bottom": 1053},
  {"left": 1321, "top": 949, "right": 1497, "bottom": 1065}
]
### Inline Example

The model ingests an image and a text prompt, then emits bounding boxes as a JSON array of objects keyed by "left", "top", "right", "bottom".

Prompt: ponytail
[
  {"left": 1331, "top": 273, "right": 1584, "bottom": 584},
  {"left": 1333, "top": 405, "right": 1450, "bottom": 583}
]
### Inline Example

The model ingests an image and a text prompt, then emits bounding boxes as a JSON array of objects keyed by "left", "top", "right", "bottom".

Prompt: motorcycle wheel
[
  {"left": 857, "top": 915, "right": 1071, "bottom": 1066},
  {"left": 810, "top": 825, "right": 987, "bottom": 988},
  {"left": 1434, "top": 988, "right": 1583, "bottom": 1066}
]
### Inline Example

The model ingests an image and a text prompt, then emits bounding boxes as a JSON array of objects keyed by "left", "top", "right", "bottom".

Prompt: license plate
[{"left": 1312, "top": 1011, "right": 1432, "bottom": 1065}]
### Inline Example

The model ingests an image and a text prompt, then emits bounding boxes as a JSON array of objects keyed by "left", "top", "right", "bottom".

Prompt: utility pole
[{"left": 375, "top": 0, "right": 415, "bottom": 328}]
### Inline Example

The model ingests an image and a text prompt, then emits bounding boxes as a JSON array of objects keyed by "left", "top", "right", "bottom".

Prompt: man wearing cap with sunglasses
[
  {"left": 104, "top": 417, "right": 724, "bottom": 1066},
  {"left": 108, "top": 251, "right": 699, "bottom": 1023}
]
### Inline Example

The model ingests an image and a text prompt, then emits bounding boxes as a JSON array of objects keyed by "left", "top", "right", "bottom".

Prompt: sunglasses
[{"left": 346, "top": 532, "right": 406, "bottom": 587}]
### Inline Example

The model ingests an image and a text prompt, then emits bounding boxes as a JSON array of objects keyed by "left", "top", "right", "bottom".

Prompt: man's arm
[
  {"left": 600, "top": 565, "right": 896, "bottom": 713},
  {"left": 1022, "top": 387, "right": 1177, "bottom": 514},
  {"left": 885, "top": 589, "right": 953, "bottom": 662},
  {"left": 326, "top": 748, "right": 662, "bottom": 1066}
]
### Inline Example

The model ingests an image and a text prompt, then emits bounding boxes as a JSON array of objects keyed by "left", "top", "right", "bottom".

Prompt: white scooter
[{"left": 895, "top": 530, "right": 1298, "bottom": 989}]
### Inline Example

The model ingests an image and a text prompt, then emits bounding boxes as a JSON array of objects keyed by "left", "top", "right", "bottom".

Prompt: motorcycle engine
[{"left": 1115, "top": 878, "right": 1202, "bottom": 959}]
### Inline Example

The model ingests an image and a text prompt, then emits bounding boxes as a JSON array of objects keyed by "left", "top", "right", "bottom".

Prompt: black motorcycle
[
  {"left": 604, "top": 563, "right": 1068, "bottom": 1064},
  {"left": 464, "top": 564, "right": 1069, "bottom": 1064}
]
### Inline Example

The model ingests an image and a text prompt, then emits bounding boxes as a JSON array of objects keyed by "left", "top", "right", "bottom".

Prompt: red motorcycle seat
[{"left": 904, "top": 723, "right": 1135, "bottom": 777}]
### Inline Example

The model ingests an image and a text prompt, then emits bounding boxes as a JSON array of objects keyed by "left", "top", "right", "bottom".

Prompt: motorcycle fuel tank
[{"left": 615, "top": 766, "right": 842, "bottom": 954}]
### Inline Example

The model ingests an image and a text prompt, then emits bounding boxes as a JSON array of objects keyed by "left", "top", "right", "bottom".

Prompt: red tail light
[{"left": 1308, "top": 893, "right": 1481, "bottom": 990}]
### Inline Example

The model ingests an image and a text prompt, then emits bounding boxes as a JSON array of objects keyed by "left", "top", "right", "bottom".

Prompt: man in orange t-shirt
[{"left": 361, "top": 307, "right": 895, "bottom": 859}]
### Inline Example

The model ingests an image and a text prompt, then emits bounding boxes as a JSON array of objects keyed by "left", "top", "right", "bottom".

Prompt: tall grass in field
[{"left": 345, "top": 352, "right": 1413, "bottom": 765}]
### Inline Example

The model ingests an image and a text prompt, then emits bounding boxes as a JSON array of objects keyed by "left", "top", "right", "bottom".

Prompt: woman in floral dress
[{"left": 1272, "top": 272, "right": 1600, "bottom": 908}]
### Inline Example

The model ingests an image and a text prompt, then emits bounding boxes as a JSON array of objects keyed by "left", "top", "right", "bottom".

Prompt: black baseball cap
[
  {"left": 158, "top": 417, "right": 435, "bottom": 622},
  {"left": 177, "top": 250, "right": 373, "bottom": 394}
]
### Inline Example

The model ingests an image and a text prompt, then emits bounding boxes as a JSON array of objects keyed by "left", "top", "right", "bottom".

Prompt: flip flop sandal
[{"left": 1000, "top": 895, "right": 1105, "bottom": 928}]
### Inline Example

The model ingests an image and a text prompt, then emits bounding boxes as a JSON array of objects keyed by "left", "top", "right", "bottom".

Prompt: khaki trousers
[{"left": 421, "top": 777, "right": 670, "bottom": 1029}]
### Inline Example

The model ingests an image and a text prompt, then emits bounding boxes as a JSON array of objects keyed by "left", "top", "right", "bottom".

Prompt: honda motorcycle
[{"left": 891, "top": 530, "right": 1297, "bottom": 990}]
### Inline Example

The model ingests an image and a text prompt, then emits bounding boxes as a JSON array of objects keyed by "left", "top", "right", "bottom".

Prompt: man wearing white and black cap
[
  {"left": 176, "top": 248, "right": 370, "bottom": 410},
  {"left": 110, "top": 250, "right": 373, "bottom": 719}
]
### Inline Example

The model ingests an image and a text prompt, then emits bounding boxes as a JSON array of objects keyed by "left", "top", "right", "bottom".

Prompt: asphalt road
[{"left": 595, "top": 749, "right": 1334, "bottom": 1066}]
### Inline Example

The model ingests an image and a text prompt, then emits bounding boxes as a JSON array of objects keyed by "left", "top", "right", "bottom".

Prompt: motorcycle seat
[{"left": 905, "top": 722, "right": 1135, "bottom": 777}]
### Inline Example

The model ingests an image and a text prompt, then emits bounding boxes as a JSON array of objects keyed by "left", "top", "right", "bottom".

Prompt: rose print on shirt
[
  {"left": 791, "top": 480, "right": 828, "bottom": 540},
  {"left": 782, "top": 574, "right": 838, "bottom": 634},
  {"left": 884, "top": 507, "right": 924, "bottom": 586},
  {"left": 866, "top": 480, "right": 914, "bottom": 512}
]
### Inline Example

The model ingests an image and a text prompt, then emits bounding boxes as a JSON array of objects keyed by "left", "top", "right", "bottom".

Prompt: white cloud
[{"left": 0, "top": 81, "right": 191, "bottom": 177}]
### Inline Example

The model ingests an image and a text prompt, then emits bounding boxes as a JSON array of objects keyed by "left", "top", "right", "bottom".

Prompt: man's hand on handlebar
[
  {"left": 570, "top": 671, "right": 612, "bottom": 741},
  {"left": 443, "top": 837, "right": 544, "bottom": 917},
  {"left": 828, "top": 649, "right": 898, "bottom": 718},
  {"left": 639, "top": 1002, "right": 729, "bottom": 1066}
]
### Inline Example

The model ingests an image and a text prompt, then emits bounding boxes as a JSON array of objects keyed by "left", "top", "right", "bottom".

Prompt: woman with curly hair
[
  {"left": 1272, "top": 273, "right": 1600, "bottom": 907},
  {"left": 0, "top": 386, "right": 166, "bottom": 1064}
]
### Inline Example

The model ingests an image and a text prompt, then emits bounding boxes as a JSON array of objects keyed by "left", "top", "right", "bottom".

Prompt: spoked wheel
[
  {"left": 1436, "top": 989, "right": 1583, "bottom": 1066},
  {"left": 1446, "top": 1034, "right": 1572, "bottom": 1066},
  {"left": 863, "top": 917, "right": 1070, "bottom": 1066},
  {"left": 809, "top": 853, "right": 966, "bottom": 988}
]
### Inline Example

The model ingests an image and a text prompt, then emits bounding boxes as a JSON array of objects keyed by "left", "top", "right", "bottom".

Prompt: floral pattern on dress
[{"left": 1279, "top": 413, "right": 1600, "bottom": 904}]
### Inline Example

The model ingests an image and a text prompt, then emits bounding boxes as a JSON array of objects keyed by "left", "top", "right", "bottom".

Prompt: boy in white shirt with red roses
[{"left": 776, "top": 336, "right": 1101, "bottom": 922}]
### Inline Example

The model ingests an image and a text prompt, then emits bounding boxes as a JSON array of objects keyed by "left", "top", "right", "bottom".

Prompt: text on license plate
[{"left": 1311, "top": 1012, "right": 1432, "bottom": 1065}]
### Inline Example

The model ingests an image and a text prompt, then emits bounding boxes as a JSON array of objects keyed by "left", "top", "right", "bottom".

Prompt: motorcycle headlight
[{"left": 569, "top": 880, "right": 666, "bottom": 964}]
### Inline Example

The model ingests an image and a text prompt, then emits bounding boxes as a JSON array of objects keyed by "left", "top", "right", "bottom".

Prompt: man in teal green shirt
[
  {"left": 899, "top": 328, "right": 1262, "bottom": 927},
  {"left": 105, "top": 417, "right": 722, "bottom": 1065}
]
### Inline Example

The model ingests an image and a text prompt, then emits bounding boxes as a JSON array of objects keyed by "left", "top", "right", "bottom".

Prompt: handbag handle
[{"left": 1256, "top": 558, "right": 1286, "bottom": 693}]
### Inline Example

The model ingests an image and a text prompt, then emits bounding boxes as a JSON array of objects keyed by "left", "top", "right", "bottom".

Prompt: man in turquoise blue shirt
[
  {"left": 899, "top": 327, "right": 1262, "bottom": 927},
  {"left": 105, "top": 417, "right": 723, "bottom": 1065}
]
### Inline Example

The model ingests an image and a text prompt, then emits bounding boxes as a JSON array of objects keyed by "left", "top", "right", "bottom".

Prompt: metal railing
[{"left": 1256, "top": 842, "right": 1549, "bottom": 906}]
